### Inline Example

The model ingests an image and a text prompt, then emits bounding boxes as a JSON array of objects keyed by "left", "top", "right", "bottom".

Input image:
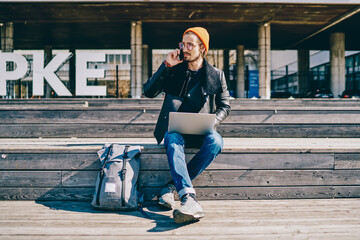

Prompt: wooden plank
[
  {"left": 224, "top": 110, "right": 360, "bottom": 124},
  {"left": 0, "top": 123, "right": 155, "bottom": 138},
  {"left": 0, "top": 171, "right": 61, "bottom": 187},
  {"left": 61, "top": 171, "right": 98, "bottom": 187},
  {"left": 2, "top": 98, "right": 360, "bottom": 108},
  {"left": 335, "top": 154, "right": 360, "bottom": 169},
  {"left": 2, "top": 123, "right": 360, "bottom": 138},
  {"left": 194, "top": 170, "right": 360, "bottom": 187},
  {"left": 143, "top": 186, "right": 360, "bottom": 200},
  {"left": 140, "top": 170, "right": 360, "bottom": 187},
  {"left": 265, "top": 110, "right": 360, "bottom": 124},
  {"left": 4, "top": 109, "right": 360, "bottom": 124},
  {"left": 0, "top": 153, "right": 99, "bottom": 170},
  {"left": 0, "top": 187, "right": 94, "bottom": 201},
  {"left": 219, "top": 124, "right": 360, "bottom": 138},
  {"left": 0, "top": 109, "right": 160, "bottom": 124},
  {"left": 222, "top": 110, "right": 273, "bottom": 123},
  {"left": 0, "top": 199, "right": 359, "bottom": 239},
  {"left": 2, "top": 186, "right": 360, "bottom": 201},
  {"left": 194, "top": 186, "right": 334, "bottom": 200},
  {"left": 141, "top": 153, "right": 334, "bottom": 170},
  {"left": 60, "top": 170, "right": 360, "bottom": 188},
  {"left": 0, "top": 152, "right": 334, "bottom": 170}
]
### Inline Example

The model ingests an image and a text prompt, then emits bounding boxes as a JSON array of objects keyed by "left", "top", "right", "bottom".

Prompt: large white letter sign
[
  {"left": 0, "top": 53, "right": 28, "bottom": 95},
  {"left": 76, "top": 51, "right": 106, "bottom": 96},
  {"left": 32, "top": 51, "right": 72, "bottom": 96}
]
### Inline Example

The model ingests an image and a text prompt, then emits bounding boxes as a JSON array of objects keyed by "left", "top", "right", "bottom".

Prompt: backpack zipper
[{"left": 96, "top": 144, "right": 113, "bottom": 206}]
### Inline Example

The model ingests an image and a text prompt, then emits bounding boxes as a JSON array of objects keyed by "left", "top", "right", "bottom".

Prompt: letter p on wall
[{"left": 0, "top": 53, "right": 28, "bottom": 95}]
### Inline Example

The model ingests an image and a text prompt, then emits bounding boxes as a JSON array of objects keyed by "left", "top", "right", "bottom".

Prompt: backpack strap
[
  {"left": 121, "top": 145, "right": 130, "bottom": 207},
  {"left": 96, "top": 144, "right": 114, "bottom": 206}
]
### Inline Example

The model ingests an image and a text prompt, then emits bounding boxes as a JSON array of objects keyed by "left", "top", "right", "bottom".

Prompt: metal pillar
[
  {"left": 297, "top": 49, "right": 310, "bottom": 95},
  {"left": 131, "top": 21, "right": 142, "bottom": 98},
  {"left": 330, "top": 32, "right": 345, "bottom": 98},
  {"left": 258, "top": 23, "right": 271, "bottom": 99},
  {"left": 236, "top": 45, "right": 245, "bottom": 98}
]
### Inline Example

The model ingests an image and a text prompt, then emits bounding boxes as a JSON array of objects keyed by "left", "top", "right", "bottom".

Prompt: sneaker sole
[
  {"left": 158, "top": 201, "right": 174, "bottom": 210},
  {"left": 173, "top": 209, "right": 204, "bottom": 224}
]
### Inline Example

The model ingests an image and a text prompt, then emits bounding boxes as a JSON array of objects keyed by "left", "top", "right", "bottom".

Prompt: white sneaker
[
  {"left": 173, "top": 193, "right": 205, "bottom": 223},
  {"left": 158, "top": 184, "right": 176, "bottom": 210}
]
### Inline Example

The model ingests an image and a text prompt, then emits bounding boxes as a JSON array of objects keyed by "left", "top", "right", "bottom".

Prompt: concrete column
[
  {"left": 236, "top": 45, "right": 245, "bottom": 98},
  {"left": 330, "top": 32, "right": 345, "bottom": 97},
  {"left": 44, "top": 45, "right": 53, "bottom": 98},
  {"left": 297, "top": 49, "right": 310, "bottom": 95},
  {"left": 130, "top": 22, "right": 136, "bottom": 98},
  {"left": 258, "top": 23, "right": 271, "bottom": 99},
  {"left": 131, "top": 21, "right": 142, "bottom": 98}
]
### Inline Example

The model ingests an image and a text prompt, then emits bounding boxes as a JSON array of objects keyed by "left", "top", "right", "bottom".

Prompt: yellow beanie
[{"left": 183, "top": 27, "right": 209, "bottom": 53}]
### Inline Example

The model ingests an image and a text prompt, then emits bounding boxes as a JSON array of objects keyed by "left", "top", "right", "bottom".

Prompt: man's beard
[{"left": 184, "top": 52, "right": 202, "bottom": 63}]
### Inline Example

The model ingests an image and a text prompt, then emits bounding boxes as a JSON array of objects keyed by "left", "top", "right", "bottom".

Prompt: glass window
[
  {"left": 355, "top": 54, "right": 360, "bottom": 72},
  {"left": 346, "top": 56, "right": 353, "bottom": 68},
  {"left": 116, "top": 55, "right": 120, "bottom": 64},
  {"left": 109, "top": 55, "right": 114, "bottom": 64},
  {"left": 122, "top": 55, "right": 127, "bottom": 64}
]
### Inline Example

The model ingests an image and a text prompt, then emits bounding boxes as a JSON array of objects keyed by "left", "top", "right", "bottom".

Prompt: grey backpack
[{"left": 91, "top": 144, "right": 143, "bottom": 210}]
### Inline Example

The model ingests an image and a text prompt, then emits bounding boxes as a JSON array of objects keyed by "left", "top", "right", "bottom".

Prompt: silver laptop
[{"left": 168, "top": 112, "right": 216, "bottom": 135}]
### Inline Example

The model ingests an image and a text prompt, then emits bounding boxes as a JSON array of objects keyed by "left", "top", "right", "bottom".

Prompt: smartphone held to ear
[{"left": 179, "top": 49, "right": 184, "bottom": 61}]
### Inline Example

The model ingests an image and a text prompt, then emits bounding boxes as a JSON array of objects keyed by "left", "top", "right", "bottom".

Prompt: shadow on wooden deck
[{"left": 35, "top": 200, "right": 196, "bottom": 232}]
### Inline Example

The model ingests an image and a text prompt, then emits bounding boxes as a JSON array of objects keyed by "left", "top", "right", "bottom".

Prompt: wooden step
[
  {"left": 1, "top": 199, "right": 360, "bottom": 239},
  {"left": 1, "top": 138, "right": 359, "bottom": 201},
  {"left": 2, "top": 106, "right": 360, "bottom": 137},
  {"left": 2, "top": 98, "right": 360, "bottom": 108}
]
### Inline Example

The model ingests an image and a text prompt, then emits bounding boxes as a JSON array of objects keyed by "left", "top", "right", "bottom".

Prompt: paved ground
[{"left": 0, "top": 199, "right": 359, "bottom": 239}]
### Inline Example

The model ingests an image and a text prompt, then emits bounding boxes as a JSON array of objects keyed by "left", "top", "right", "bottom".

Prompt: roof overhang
[{"left": 0, "top": 1, "right": 359, "bottom": 50}]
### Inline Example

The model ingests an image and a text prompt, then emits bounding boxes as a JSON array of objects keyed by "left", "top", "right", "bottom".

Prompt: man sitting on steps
[{"left": 143, "top": 27, "right": 231, "bottom": 224}]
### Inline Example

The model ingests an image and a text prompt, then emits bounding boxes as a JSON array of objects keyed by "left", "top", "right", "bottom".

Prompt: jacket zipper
[{"left": 179, "top": 71, "right": 191, "bottom": 97}]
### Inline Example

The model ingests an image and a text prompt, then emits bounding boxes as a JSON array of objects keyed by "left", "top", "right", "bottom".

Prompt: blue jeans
[{"left": 163, "top": 131, "right": 223, "bottom": 198}]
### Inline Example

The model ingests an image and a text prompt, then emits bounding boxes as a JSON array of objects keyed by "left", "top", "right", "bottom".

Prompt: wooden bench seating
[
  {"left": 1, "top": 138, "right": 360, "bottom": 201},
  {"left": 1, "top": 98, "right": 360, "bottom": 201}
]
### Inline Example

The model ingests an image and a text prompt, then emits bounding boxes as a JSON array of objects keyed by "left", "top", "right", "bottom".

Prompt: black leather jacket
[{"left": 143, "top": 59, "right": 231, "bottom": 144}]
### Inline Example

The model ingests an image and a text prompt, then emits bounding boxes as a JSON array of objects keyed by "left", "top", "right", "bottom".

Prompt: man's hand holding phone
[{"left": 165, "top": 49, "right": 183, "bottom": 67}]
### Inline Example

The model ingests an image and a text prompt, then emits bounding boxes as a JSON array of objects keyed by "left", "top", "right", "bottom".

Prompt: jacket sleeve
[
  {"left": 214, "top": 71, "right": 231, "bottom": 126},
  {"left": 143, "top": 62, "right": 170, "bottom": 98}
]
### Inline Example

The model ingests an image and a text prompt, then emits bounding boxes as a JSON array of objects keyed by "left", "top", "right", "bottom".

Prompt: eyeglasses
[{"left": 179, "top": 42, "right": 202, "bottom": 50}]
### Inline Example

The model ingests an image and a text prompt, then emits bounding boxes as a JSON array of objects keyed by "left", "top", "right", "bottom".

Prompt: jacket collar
[
  {"left": 201, "top": 59, "right": 222, "bottom": 95},
  {"left": 173, "top": 58, "right": 222, "bottom": 95}
]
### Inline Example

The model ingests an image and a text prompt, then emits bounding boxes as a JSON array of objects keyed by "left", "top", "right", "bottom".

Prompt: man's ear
[{"left": 200, "top": 45, "right": 206, "bottom": 55}]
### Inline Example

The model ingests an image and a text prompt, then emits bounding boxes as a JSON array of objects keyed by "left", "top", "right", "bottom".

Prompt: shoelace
[
  {"left": 167, "top": 185, "right": 176, "bottom": 193},
  {"left": 180, "top": 193, "right": 197, "bottom": 205}
]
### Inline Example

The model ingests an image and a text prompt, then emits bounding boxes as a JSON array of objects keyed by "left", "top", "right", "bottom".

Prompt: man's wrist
[{"left": 164, "top": 60, "right": 172, "bottom": 68}]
